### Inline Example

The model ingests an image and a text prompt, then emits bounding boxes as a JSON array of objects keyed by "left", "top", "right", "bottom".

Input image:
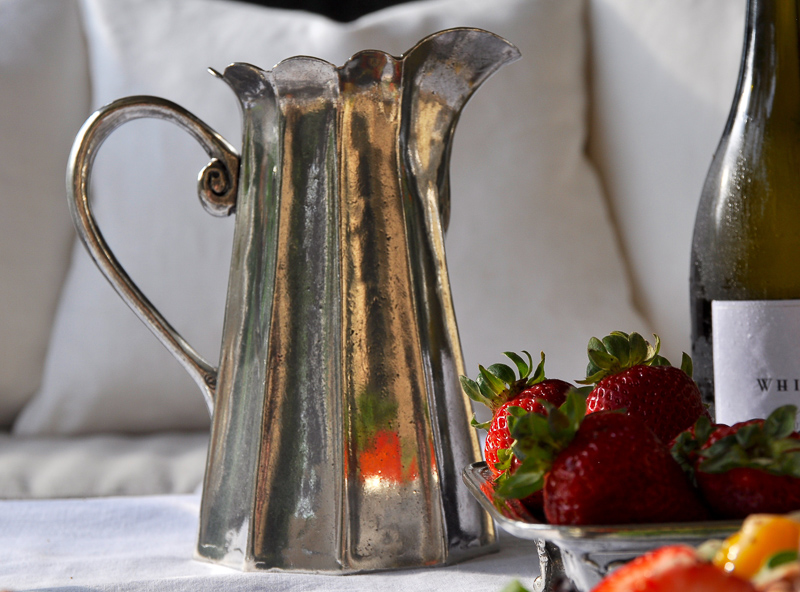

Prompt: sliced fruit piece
[{"left": 712, "top": 514, "right": 800, "bottom": 580}]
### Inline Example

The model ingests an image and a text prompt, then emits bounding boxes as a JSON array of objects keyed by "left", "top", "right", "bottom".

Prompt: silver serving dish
[{"left": 463, "top": 462, "right": 741, "bottom": 591}]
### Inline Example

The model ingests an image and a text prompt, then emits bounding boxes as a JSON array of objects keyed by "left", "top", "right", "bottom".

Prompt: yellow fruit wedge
[{"left": 712, "top": 514, "right": 800, "bottom": 580}]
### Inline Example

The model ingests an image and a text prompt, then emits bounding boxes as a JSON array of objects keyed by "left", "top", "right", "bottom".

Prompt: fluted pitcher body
[{"left": 67, "top": 28, "right": 520, "bottom": 572}]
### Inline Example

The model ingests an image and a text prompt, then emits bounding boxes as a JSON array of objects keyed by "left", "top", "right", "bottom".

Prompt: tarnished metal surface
[
  {"left": 67, "top": 28, "right": 519, "bottom": 573},
  {"left": 463, "top": 462, "right": 741, "bottom": 591}
]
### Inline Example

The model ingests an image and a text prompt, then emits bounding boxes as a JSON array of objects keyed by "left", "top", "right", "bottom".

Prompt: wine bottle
[{"left": 690, "top": 0, "right": 800, "bottom": 425}]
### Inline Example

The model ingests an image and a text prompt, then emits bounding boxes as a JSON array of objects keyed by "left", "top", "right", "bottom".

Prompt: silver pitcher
[{"left": 67, "top": 28, "right": 519, "bottom": 573}]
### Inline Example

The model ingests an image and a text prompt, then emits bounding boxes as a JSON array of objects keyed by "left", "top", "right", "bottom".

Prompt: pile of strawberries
[{"left": 461, "top": 331, "right": 800, "bottom": 525}]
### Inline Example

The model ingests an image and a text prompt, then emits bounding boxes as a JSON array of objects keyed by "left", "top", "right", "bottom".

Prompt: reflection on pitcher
[{"left": 352, "top": 388, "right": 427, "bottom": 488}]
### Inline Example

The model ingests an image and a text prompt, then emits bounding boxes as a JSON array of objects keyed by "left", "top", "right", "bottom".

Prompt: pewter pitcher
[{"left": 67, "top": 28, "right": 519, "bottom": 573}]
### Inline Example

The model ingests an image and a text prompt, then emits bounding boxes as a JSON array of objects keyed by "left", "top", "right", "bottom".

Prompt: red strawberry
[
  {"left": 497, "top": 391, "right": 709, "bottom": 525},
  {"left": 460, "top": 351, "right": 571, "bottom": 477},
  {"left": 592, "top": 545, "right": 756, "bottom": 592},
  {"left": 671, "top": 406, "right": 800, "bottom": 519},
  {"left": 579, "top": 331, "right": 709, "bottom": 444}
]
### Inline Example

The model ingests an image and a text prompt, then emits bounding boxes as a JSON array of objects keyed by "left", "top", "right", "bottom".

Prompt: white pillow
[
  {"left": 14, "top": 0, "right": 649, "bottom": 435},
  {"left": 0, "top": 0, "right": 89, "bottom": 426},
  {"left": 0, "top": 432, "right": 207, "bottom": 498},
  {"left": 586, "top": 0, "right": 745, "bottom": 363}
]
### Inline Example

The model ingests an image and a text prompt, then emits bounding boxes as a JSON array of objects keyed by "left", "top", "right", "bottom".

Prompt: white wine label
[{"left": 713, "top": 299, "right": 800, "bottom": 426}]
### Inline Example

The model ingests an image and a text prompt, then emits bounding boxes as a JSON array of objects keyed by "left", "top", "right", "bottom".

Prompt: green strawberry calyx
[
  {"left": 460, "top": 351, "right": 547, "bottom": 429},
  {"left": 672, "top": 405, "right": 800, "bottom": 480},
  {"left": 577, "top": 330, "right": 693, "bottom": 385},
  {"left": 670, "top": 414, "right": 715, "bottom": 477},
  {"left": 493, "top": 389, "right": 590, "bottom": 499}
]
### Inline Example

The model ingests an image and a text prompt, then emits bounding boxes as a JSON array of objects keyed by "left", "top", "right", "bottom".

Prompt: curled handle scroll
[{"left": 67, "top": 95, "right": 240, "bottom": 414}]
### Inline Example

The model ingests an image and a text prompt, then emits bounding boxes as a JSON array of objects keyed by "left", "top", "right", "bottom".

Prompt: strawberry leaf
[
  {"left": 506, "top": 405, "right": 530, "bottom": 419},
  {"left": 511, "top": 439, "right": 554, "bottom": 469},
  {"left": 470, "top": 414, "right": 492, "bottom": 430},
  {"left": 734, "top": 423, "right": 762, "bottom": 449},
  {"left": 547, "top": 406, "right": 571, "bottom": 441},
  {"left": 476, "top": 381, "right": 496, "bottom": 401},
  {"left": 587, "top": 349, "right": 619, "bottom": 372},
  {"left": 527, "top": 352, "right": 546, "bottom": 385},
  {"left": 671, "top": 430, "right": 700, "bottom": 477},
  {"left": 587, "top": 336, "right": 604, "bottom": 353},
  {"left": 560, "top": 388, "right": 588, "bottom": 432},
  {"left": 578, "top": 368, "right": 606, "bottom": 385},
  {"left": 503, "top": 351, "right": 531, "bottom": 380},
  {"left": 772, "top": 438, "right": 800, "bottom": 457},
  {"left": 694, "top": 415, "right": 713, "bottom": 444},
  {"left": 699, "top": 440, "right": 749, "bottom": 473},
  {"left": 481, "top": 364, "right": 512, "bottom": 390},
  {"left": 629, "top": 332, "right": 649, "bottom": 365},
  {"left": 477, "top": 369, "right": 502, "bottom": 400},
  {"left": 680, "top": 352, "right": 693, "bottom": 378},
  {"left": 779, "top": 451, "right": 800, "bottom": 478},
  {"left": 671, "top": 415, "right": 717, "bottom": 483},
  {"left": 646, "top": 333, "right": 662, "bottom": 361},
  {"left": 460, "top": 376, "right": 490, "bottom": 406},
  {"left": 508, "top": 408, "right": 552, "bottom": 456},
  {"left": 495, "top": 466, "right": 545, "bottom": 499},
  {"left": 494, "top": 447, "right": 514, "bottom": 474},
  {"left": 602, "top": 333, "right": 630, "bottom": 367},
  {"left": 764, "top": 405, "right": 797, "bottom": 439}
]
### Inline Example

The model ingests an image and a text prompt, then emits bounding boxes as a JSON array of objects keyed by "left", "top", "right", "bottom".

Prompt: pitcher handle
[{"left": 67, "top": 95, "right": 240, "bottom": 415}]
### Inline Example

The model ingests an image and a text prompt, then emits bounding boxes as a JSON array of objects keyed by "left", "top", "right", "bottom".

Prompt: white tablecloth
[{"left": 0, "top": 494, "right": 539, "bottom": 591}]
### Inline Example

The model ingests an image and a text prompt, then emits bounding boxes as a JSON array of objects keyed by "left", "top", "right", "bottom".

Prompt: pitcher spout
[
  {"left": 211, "top": 62, "right": 273, "bottom": 106},
  {"left": 399, "top": 28, "right": 521, "bottom": 232}
]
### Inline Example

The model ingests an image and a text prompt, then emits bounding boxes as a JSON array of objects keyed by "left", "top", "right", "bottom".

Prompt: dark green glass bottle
[{"left": 691, "top": 0, "right": 800, "bottom": 424}]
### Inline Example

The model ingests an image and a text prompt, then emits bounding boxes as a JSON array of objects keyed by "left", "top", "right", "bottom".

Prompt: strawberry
[
  {"left": 592, "top": 545, "right": 757, "bottom": 592},
  {"left": 497, "top": 391, "right": 709, "bottom": 525},
  {"left": 579, "top": 331, "right": 709, "bottom": 444},
  {"left": 671, "top": 405, "right": 800, "bottom": 519},
  {"left": 460, "top": 351, "right": 571, "bottom": 477}
]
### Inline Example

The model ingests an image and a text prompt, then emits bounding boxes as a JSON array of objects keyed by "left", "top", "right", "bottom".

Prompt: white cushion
[
  {"left": 0, "top": 0, "right": 89, "bottom": 426},
  {"left": 14, "top": 0, "right": 648, "bottom": 435},
  {"left": 586, "top": 0, "right": 745, "bottom": 362},
  {"left": 0, "top": 431, "right": 207, "bottom": 498}
]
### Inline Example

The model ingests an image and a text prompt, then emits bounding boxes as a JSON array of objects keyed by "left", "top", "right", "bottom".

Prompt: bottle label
[{"left": 712, "top": 299, "right": 800, "bottom": 426}]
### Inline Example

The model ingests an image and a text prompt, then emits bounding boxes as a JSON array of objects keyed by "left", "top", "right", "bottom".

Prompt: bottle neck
[{"left": 738, "top": 0, "right": 800, "bottom": 120}]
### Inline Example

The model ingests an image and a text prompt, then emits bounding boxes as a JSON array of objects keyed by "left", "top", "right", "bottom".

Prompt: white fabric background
[
  {"left": 0, "top": 432, "right": 207, "bottom": 498},
  {"left": 587, "top": 0, "right": 746, "bottom": 363},
  {"left": 14, "top": 0, "right": 647, "bottom": 435},
  {"left": 0, "top": 494, "right": 539, "bottom": 591},
  {"left": 0, "top": 0, "right": 89, "bottom": 426}
]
